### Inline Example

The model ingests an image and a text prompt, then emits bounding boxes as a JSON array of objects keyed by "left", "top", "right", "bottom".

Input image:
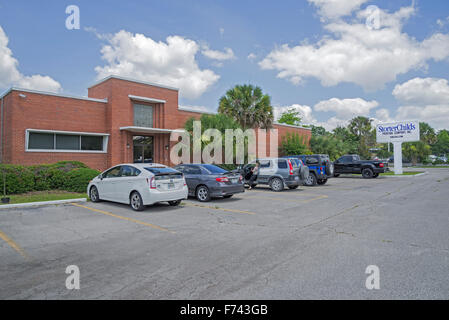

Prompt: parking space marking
[
  {"left": 70, "top": 203, "right": 175, "bottom": 234},
  {"left": 244, "top": 194, "right": 328, "bottom": 203},
  {"left": 183, "top": 202, "right": 256, "bottom": 215},
  {"left": 0, "top": 229, "right": 30, "bottom": 260}
]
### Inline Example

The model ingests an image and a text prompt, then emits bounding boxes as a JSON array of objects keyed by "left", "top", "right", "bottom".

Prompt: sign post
[{"left": 376, "top": 120, "right": 420, "bottom": 175}]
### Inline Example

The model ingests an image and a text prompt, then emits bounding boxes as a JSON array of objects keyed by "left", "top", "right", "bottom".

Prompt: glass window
[
  {"left": 103, "top": 166, "right": 122, "bottom": 178},
  {"left": 56, "top": 134, "right": 79, "bottom": 150},
  {"left": 121, "top": 165, "right": 141, "bottom": 177},
  {"left": 201, "top": 164, "right": 228, "bottom": 174},
  {"left": 260, "top": 160, "right": 271, "bottom": 168},
  {"left": 28, "top": 132, "right": 54, "bottom": 150},
  {"left": 81, "top": 136, "right": 103, "bottom": 151},
  {"left": 277, "top": 159, "right": 288, "bottom": 169},
  {"left": 134, "top": 104, "right": 153, "bottom": 128}
]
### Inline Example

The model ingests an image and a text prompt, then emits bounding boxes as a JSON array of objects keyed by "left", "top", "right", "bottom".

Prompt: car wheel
[
  {"left": 373, "top": 173, "right": 379, "bottom": 178},
  {"left": 168, "top": 200, "right": 181, "bottom": 206},
  {"left": 223, "top": 195, "right": 233, "bottom": 199},
  {"left": 333, "top": 173, "right": 340, "bottom": 177},
  {"left": 270, "top": 177, "right": 284, "bottom": 192},
  {"left": 362, "top": 168, "right": 374, "bottom": 179},
  {"left": 304, "top": 173, "right": 317, "bottom": 186},
  {"left": 288, "top": 185, "right": 299, "bottom": 189},
  {"left": 196, "top": 185, "right": 211, "bottom": 202},
  {"left": 130, "top": 191, "right": 145, "bottom": 211},
  {"left": 317, "top": 178, "right": 328, "bottom": 185},
  {"left": 89, "top": 186, "right": 101, "bottom": 202}
]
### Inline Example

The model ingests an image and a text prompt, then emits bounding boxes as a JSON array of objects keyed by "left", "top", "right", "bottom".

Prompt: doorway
[{"left": 133, "top": 136, "right": 153, "bottom": 163}]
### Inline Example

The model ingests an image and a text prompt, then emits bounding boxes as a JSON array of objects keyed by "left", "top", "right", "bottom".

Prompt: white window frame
[{"left": 25, "top": 129, "right": 109, "bottom": 153}]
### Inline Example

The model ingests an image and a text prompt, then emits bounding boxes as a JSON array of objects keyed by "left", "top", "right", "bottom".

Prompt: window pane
[
  {"left": 133, "top": 104, "right": 153, "bottom": 127},
  {"left": 28, "top": 132, "right": 54, "bottom": 149},
  {"left": 56, "top": 134, "right": 79, "bottom": 150},
  {"left": 277, "top": 160, "right": 287, "bottom": 168},
  {"left": 81, "top": 136, "right": 103, "bottom": 151}
]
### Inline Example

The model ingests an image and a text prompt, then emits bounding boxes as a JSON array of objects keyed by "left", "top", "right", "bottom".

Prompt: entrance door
[{"left": 133, "top": 136, "right": 154, "bottom": 163}]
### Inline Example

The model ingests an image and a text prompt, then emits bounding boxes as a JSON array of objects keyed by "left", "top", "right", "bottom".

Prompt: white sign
[{"left": 376, "top": 120, "right": 420, "bottom": 143}]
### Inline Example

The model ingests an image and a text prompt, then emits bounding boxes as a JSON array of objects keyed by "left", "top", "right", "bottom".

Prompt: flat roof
[
  {"left": 0, "top": 87, "right": 108, "bottom": 103},
  {"left": 120, "top": 126, "right": 185, "bottom": 134},
  {"left": 89, "top": 75, "right": 179, "bottom": 91},
  {"left": 128, "top": 95, "right": 166, "bottom": 104}
]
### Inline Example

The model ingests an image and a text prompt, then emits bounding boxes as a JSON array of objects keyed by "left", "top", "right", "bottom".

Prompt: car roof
[{"left": 114, "top": 163, "right": 167, "bottom": 169}]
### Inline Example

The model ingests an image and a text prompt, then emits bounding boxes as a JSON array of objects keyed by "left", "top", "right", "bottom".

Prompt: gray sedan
[{"left": 174, "top": 164, "right": 245, "bottom": 202}]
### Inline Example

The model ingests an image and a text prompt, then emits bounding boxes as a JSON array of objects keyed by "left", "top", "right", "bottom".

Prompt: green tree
[
  {"left": 402, "top": 141, "right": 431, "bottom": 165},
  {"left": 419, "top": 122, "right": 437, "bottom": 145},
  {"left": 432, "top": 130, "right": 449, "bottom": 156},
  {"left": 310, "top": 135, "right": 348, "bottom": 160},
  {"left": 278, "top": 108, "right": 302, "bottom": 126},
  {"left": 279, "top": 132, "right": 310, "bottom": 156},
  {"left": 348, "top": 116, "right": 374, "bottom": 159},
  {"left": 311, "top": 125, "right": 327, "bottom": 137},
  {"left": 218, "top": 84, "right": 273, "bottom": 130}
]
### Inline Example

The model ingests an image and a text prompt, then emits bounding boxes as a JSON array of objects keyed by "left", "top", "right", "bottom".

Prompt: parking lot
[{"left": 1, "top": 168, "right": 449, "bottom": 299}]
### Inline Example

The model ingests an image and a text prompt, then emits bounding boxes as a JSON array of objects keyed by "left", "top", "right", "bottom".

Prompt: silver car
[{"left": 240, "top": 158, "right": 309, "bottom": 192}]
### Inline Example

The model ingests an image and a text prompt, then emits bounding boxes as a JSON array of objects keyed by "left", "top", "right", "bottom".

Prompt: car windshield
[
  {"left": 201, "top": 164, "right": 228, "bottom": 174},
  {"left": 144, "top": 167, "right": 179, "bottom": 174}
]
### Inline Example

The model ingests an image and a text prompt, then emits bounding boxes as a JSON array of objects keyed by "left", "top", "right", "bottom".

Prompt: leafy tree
[
  {"left": 278, "top": 108, "right": 302, "bottom": 126},
  {"left": 310, "top": 135, "right": 348, "bottom": 160},
  {"left": 311, "top": 125, "right": 327, "bottom": 137},
  {"left": 280, "top": 132, "right": 310, "bottom": 156},
  {"left": 348, "top": 116, "right": 374, "bottom": 159},
  {"left": 432, "top": 130, "right": 449, "bottom": 156},
  {"left": 419, "top": 122, "right": 437, "bottom": 145},
  {"left": 218, "top": 84, "right": 273, "bottom": 130},
  {"left": 402, "top": 141, "right": 431, "bottom": 165}
]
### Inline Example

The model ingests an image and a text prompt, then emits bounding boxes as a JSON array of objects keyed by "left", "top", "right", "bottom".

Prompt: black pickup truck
[{"left": 333, "top": 154, "right": 388, "bottom": 178}]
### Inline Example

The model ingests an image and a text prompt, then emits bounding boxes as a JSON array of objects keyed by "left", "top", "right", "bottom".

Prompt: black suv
[{"left": 284, "top": 154, "right": 334, "bottom": 186}]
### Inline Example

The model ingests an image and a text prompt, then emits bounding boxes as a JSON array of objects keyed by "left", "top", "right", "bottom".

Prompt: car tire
[
  {"left": 168, "top": 200, "right": 182, "bottom": 206},
  {"left": 304, "top": 173, "right": 317, "bottom": 186},
  {"left": 89, "top": 186, "right": 101, "bottom": 203},
  {"left": 288, "top": 185, "right": 299, "bottom": 189},
  {"left": 130, "top": 191, "right": 145, "bottom": 211},
  {"left": 325, "top": 162, "right": 334, "bottom": 176},
  {"left": 317, "top": 178, "right": 328, "bottom": 185},
  {"left": 196, "top": 185, "right": 211, "bottom": 202},
  {"left": 270, "top": 177, "right": 284, "bottom": 192},
  {"left": 362, "top": 168, "right": 374, "bottom": 179},
  {"left": 373, "top": 173, "right": 379, "bottom": 178}
]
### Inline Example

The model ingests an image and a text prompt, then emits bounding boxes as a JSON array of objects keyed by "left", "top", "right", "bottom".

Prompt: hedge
[{"left": 0, "top": 161, "right": 100, "bottom": 195}]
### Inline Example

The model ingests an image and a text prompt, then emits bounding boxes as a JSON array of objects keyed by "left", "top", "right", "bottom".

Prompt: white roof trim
[
  {"left": 178, "top": 106, "right": 217, "bottom": 115},
  {"left": 26, "top": 128, "right": 110, "bottom": 136},
  {"left": 89, "top": 75, "right": 179, "bottom": 91},
  {"left": 273, "top": 122, "right": 312, "bottom": 130},
  {"left": 120, "top": 126, "right": 185, "bottom": 134},
  {"left": 0, "top": 87, "right": 108, "bottom": 103},
  {"left": 128, "top": 95, "right": 166, "bottom": 104}
]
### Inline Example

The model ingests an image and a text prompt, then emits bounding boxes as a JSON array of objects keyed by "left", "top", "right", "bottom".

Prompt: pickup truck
[{"left": 333, "top": 154, "right": 388, "bottom": 178}]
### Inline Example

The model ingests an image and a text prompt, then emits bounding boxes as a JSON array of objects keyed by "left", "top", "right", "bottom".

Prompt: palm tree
[{"left": 218, "top": 84, "right": 273, "bottom": 130}]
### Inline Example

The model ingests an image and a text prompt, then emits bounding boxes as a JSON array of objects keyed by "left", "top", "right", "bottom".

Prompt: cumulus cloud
[
  {"left": 274, "top": 104, "right": 315, "bottom": 123},
  {"left": 259, "top": 4, "right": 449, "bottom": 91},
  {"left": 314, "top": 97, "right": 379, "bottom": 118},
  {"left": 201, "top": 46, "right": 236, "bottom": 61},
  {"left": 391, "top": 77, "right": 449, "bottom": 129},
  {"left": 308, "top": 0, "right": 369, "bottom": 20},
  {"left": 247, "top": 53, "right": 257, "bottom": 61},
  {"left": 94, "top": 30, "right": 220, "bottom": 99},
  {"left": 0, "top": 26, "right": 61, "bottom": 92}
]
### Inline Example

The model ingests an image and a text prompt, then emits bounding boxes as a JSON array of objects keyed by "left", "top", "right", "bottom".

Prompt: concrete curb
[
  {"left": 384, "top": 172, "right": 427, "bottom": 177},
  {"left": 0, "top": 198, "right": 87, "bottom": 209}
]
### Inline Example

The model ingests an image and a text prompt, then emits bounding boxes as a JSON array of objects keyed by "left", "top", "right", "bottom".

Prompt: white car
[{"left": 87, "top": 163, "right": 188, "bottom": 211}]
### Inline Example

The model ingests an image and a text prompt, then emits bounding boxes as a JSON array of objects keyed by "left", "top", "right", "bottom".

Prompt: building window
[
  {"left": 133, "top": 103, "right": 153, "bottom": 128},
  {"left": 26, "top": 130, "right": 108, "bottom": 152}
]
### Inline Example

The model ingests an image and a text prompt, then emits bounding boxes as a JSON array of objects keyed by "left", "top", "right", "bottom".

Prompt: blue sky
[{"left": 1, "top": 0, "right": 449, "bottom": 129}]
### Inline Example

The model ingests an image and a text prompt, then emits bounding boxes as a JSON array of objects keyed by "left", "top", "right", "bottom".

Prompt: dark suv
[{"left": 285, "top": 154, "right": 334, "bottom": 186}]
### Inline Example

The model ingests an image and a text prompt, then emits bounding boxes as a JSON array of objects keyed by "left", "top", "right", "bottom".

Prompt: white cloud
[
  {"left": 247, "top": 53, "right": 257, "bottom": 61},
  {"left": 179, "top": 105, "right": 215, "bottom": 114},
  {"left": 308, "top": 0, "right": 369, "bottom": 20},
  {"left": 94, "top": 30, "right": 220, "bottom": 99},
  {"left": 0, "top": 26, "right": 61, "bottom": 92},
  {"left": 260, "top": 4, "right": 449, "bottom": 91},
  {"left": 201, "top": 46, "right": 236, "bottom": 61},
  {"left": 274, "top": 104, "right": 315, "bottom": 123},
  {"left": 391, "top": 77, "right": 449, "bottom": 129},
  {"left": 392, "top": 77, "right": 449, "bottom": 105},
  {"left": 314, "top": 97, "right": 378, "bottom": 118}
]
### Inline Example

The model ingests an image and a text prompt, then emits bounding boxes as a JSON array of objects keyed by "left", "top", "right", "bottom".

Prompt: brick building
[{"left": 0, "top": 76, "right": 311, "bottom": 171}]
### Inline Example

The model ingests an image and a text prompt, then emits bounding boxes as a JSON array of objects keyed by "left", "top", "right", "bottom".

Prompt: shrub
[
  {"left": 0, "top": 164, "right": 35, "bottom": 194},
  {"left": 63, "top": 168, "right": 100, "bottom": 193}
]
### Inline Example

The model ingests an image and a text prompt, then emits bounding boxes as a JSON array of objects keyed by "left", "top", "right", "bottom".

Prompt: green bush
[
  {"left": 63, "top": 168, "right": 101, "bottom": 193},
  {"left": 0, "top": 161, "right": 99, "bottom": 195}
]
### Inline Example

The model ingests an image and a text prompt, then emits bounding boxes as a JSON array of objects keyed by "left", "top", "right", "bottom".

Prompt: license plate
[
  {"left": 231, "top": 178, "right": 238, "bottom": 183},
  {"left": 168, "top": 183, "right": 175, "bottom": 189}
]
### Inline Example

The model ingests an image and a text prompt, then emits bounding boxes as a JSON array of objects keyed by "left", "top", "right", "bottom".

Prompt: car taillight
[
  {"left": 288, "top": 160, "right": 294, "bottom": 175},
  {"left": 379, "top": 163, "right": 384, "bottom": 168},
  {"left": 148, "top": 177, "right": 157, "bottom": 189},
  {"left": 239, "top": 175, "right": 243, "bottom": 181},
  {"left": 216, "top": 177, "right": 229, "bottom": 182}
]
